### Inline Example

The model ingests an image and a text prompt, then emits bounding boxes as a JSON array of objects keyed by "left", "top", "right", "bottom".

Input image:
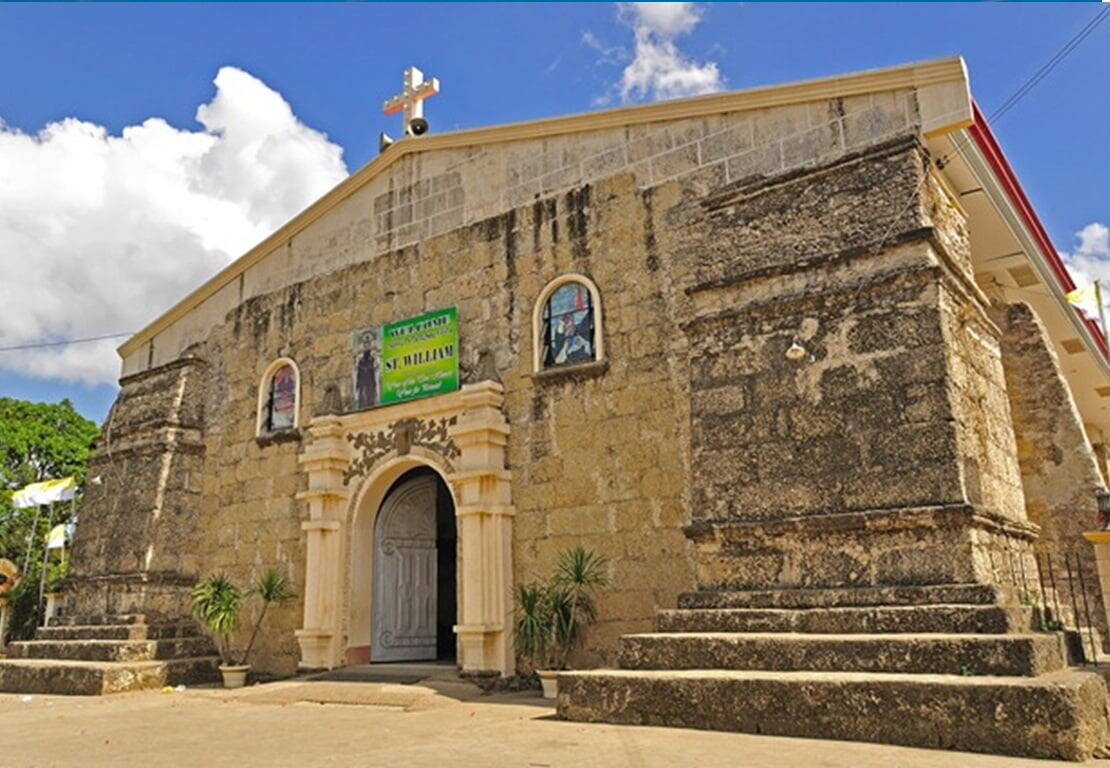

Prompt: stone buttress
[
  {"left": 558, "top": 137, "right": 1110, "bottom": 761},
  {"left": 0, "top": 357, "right": 219, "bottom": 694}
]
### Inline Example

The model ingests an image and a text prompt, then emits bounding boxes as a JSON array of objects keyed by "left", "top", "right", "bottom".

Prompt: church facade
[{"left": 35, "top": 56, "right": 1110, "bottom": 755}]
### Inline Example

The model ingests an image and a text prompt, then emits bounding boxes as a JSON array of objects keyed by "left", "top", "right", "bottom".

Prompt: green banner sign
[{"left": 379, "top": 307, "right": 459, "bottom": 405}]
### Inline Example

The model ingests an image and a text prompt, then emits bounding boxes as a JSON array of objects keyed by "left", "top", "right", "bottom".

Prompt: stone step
[
  {"left": 36, "top": 623, "right": 200, "bottom": 642},
  {"left": 0, "top": 656, "right": 220, "bottom": 695},
  {"left": 557, "top": 668, "right": 1109, "bottom": 761},
  {"left": 678, "top": 584, "right": 1019, "bottom": 610},
  {"left": 10, "top": 636, "right": 215, "bottom": 663},
  {"left": 51, "top": 614, "right": 150, "bottom": 627},
  {"left": 656, "top": 604, "right": 1037, "bottom": 635},
  {"left": 617, "top": 632, "right": 1067, "bottom": 677}
]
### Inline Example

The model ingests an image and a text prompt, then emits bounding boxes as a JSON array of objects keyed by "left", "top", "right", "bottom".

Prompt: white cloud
[
  {"left": 620, "top": 2, "right": 703, "bottom": 37},
  {"left": 0, "top": 67, "right": 348, "bottom": 386},
  {"left": 586, "top": 3, "right": 724, "bottom": 104},
  {"left": 1062, "top": 222, "right": 1110, "bottom": 286}
]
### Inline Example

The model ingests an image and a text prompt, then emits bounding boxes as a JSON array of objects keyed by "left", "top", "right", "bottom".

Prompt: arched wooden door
[{"left": 371, "top": 474, "right": 438, "bottom": 662}]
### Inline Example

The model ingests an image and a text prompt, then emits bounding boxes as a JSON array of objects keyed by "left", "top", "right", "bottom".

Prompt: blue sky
[{"left": 0, "top": 2, "right": 1107, "bottom": 425}]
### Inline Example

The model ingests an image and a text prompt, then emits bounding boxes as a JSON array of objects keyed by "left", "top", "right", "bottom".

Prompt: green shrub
[
  {"left": 191, "top": 568, "right": 296, "bottom": 666},
  {"left": 513, "top": 546, "right": 608, "bottom": 671}
]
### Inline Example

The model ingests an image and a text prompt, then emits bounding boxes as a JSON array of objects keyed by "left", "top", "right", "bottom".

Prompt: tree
[
  {"left": 0, "top": 398, "right": 98, "bottom": 639},
  {"left": 0, "top": 397, "right": 99, "bottom": 491}
]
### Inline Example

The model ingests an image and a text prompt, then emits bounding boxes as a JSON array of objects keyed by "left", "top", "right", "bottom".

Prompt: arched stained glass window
[
  {"left": 267, "top": 364, "right": 297, "bottom": 431},
  {"left": 541, "top": 281, "right": 596, "bottom": 368}
]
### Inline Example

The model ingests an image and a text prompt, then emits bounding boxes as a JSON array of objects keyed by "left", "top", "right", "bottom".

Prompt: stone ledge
[
  {"left": 255, "top": 428, "right": 303, "bottom": 448},
  {"left": 117, "top": 355, "right": 207, "bottom": 388},
  {"left": 0, "top": 655, "right": 218, "bottom": 695},
  {"left": 557, "top": 668, "right": 1109, "bottom": 761},
  {"left": 616, "top": 631, "right": 1066, "bottom": 677},
  {"left": 528, "top": 359, "right": 609, "bottom": 385},
  {"left": 685, "top": 227, "right": 936, "bottom": 298},
  {"left": 683, "top": 259, "right": 939, "bottom": 331},
  {"left": 683, "top": 504, "right": 1040, "bottom": 543},
  {"left": 676, "top": 583, "right": 1017, "bottom": 610},
  {"left": 656, "top": 603, "right": 1036, "bottom": 635}
]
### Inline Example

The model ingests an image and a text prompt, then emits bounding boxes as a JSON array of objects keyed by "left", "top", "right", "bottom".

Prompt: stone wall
[
  {"left": 189, "top": 169, "right": 699, "bottom": 672},
  {"left": 993, "top": 301, "right": 1108, "bottom": 645}
]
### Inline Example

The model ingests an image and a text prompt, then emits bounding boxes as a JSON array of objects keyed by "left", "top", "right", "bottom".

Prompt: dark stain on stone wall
[
  {"left": 503, "top": 209, "right": 518, "bottom": 281},
  {"left": 642, "top": 188, "right": 659, "bottom": 273},
  {"left": 565, "top": 184, "right": 591, "bottom": 263},
  {"left": 278, "top": 283, "right": 302, "bottom": 332},
  {"left": 531, "top": 198, "right": 557, "bottom": 255}
]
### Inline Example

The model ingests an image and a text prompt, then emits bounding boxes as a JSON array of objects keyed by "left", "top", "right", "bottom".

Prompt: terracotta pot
[
  {"left": 219, "top": 664, "right": 250, "bottom": 689},
  {"left": 537, "top": 670, "right": 558, "bottom": 699}
]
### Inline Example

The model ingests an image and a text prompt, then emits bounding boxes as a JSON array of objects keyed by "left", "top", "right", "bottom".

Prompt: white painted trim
[
  {"left": 255, "top": 357, "right": 302, "bottom": 436},
  {"left": 531, "top": 273, "right": 605, "bottom": 372}
]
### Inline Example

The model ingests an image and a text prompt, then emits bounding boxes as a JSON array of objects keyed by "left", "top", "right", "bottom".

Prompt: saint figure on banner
[{"left": 352, "top": 328, "right": 380, "bottom": 410}]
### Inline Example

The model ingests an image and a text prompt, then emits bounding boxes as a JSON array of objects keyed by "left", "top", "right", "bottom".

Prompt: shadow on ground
[{"left": 215, "top": 660, "right": 552, "bottom": 711}]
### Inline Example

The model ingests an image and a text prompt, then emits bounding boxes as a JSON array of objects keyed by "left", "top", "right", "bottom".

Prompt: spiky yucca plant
[
  {"left": 191, "top": 573, "right": 242, "bottom": 666},
  {"left": 551, "top": 546, "right": 608, "bottom": 670},
  {"left": 513, "top": 546, "right": 608, "bottom": 671},
  {"left": 242, "top": 568, "right": 296, "bottom": 664},
  {"left": 191, "top": 568, "right": 295, "bottom": 666},
  {"left": 514, "top": 580, "right": 555, "bottom": 670}
]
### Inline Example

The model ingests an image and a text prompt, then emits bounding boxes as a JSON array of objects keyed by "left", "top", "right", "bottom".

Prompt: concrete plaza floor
[{"left": 0, "top": 666, "right": 1100, "bottom": 767}]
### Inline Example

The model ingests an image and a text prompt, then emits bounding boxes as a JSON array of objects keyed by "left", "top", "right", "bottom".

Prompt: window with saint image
[
  {"left": 266, "top": 364, "right": 297, "bottom": 431},
  {"left": 541, "top": 281, "right": 596, "bottom": 367}
]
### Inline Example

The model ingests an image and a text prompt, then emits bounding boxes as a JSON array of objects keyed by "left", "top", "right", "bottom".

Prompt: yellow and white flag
[
  {"left": 45, "top": 523, "right": 68, "bottom": 550},
  {"left": 1066, "top": 282, "right": 1102, "bottom": 321},
  {"left": 11, "top": 477, "right": 77, "bottom": 509}
]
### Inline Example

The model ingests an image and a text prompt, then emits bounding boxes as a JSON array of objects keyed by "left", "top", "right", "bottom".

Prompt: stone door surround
[{"left": 296, "top": 380, "right": 514, "bottom": 675}]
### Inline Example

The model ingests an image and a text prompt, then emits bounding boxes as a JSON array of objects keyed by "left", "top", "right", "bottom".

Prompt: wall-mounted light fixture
[{"left": 785, "top": 341, "right": 807, "bottom": 362}]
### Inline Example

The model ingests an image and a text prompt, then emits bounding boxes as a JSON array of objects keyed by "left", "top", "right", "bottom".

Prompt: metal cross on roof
[{"left": 382, "top": 66, "right": 440, "bottom": 137}]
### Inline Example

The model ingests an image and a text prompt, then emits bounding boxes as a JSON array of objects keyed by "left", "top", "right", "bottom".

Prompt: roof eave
[{"left": 959, "top": 100, "right": 1109, "bottom": 367}]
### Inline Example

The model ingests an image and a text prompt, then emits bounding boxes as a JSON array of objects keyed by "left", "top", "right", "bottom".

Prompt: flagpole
[
  {"left": 37, "top": 503, "right": 55, "bottom": 625},
  {"left": 1095, "top": 279, "right": 1108, "bottom": 341},
  {"left": 21, "top": 504, "right": 42, "bottom": 576}
]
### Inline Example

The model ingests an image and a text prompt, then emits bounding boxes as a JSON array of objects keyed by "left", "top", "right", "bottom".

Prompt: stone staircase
[
  {"left": 558, "top": 584, "right": 1110, "bottom": 761},
  {"left": 0, "top": 613, "right": 220, "bottom": 695}
]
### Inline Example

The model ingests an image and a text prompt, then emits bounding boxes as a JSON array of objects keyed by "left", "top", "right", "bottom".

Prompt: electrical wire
[
  {"left": 0, "top": 332, "right": 133, "bottom": 353},
  {"left": 874, "top": 4, "right": 1110, "bottom": 255}
]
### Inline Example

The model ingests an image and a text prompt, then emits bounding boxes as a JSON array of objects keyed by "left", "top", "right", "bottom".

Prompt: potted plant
[
  {"left": 515, "top": 580, "right": 556, "bottom": 696},
  {"left": 514, "top": 546, "right": 607, "bottom": 699},
  {"left": 191, "top": 568, "right": 295, "bottom": 688}
]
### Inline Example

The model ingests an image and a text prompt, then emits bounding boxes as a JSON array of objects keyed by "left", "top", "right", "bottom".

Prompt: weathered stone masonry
[
  {"left": 673, "top": 135, "right": 1037, "bottom": 594},
  {"left": 68, "top": 357, "right": 208, "bottom": 622},
  {"left": 994, "top": 301, "right": 1109, "bottom": 646}
]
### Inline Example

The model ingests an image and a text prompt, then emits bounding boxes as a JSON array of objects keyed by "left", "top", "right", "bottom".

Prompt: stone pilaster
[
  {"left": 295, "top": 416, "right": 351, "bottom": 669},
  {"left": 678, "top": 137, "right": 1039, "bottom": 592},
  {"left": 449, "top": 381, "right": 514, "bottom": 676}
]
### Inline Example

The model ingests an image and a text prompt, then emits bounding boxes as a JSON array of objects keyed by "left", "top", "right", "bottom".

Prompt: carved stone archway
[{"left": 295, "top": 381, "right": 514, "bottom": 676}]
